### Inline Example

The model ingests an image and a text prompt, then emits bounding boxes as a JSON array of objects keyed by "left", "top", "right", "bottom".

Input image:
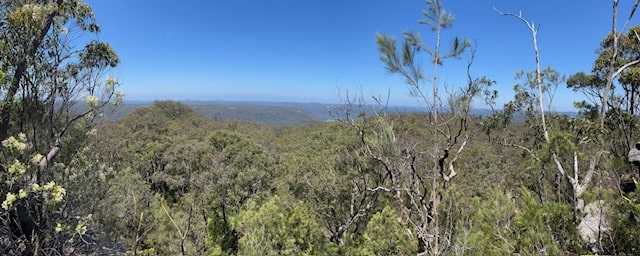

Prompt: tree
[
  {"left": 495, "top": 6, "right": 599, "bottom": 208},
  {"left": 232, "top": 195, "right": 328, "bottom": 256},
  {"left": 354, "top": 0, "right": 494, "bottom": 254},
  {"left": 203, "top": 130, "right": 275, "bottom": 255},
  {"left": 493, "top": 5, "right": 632, "bottom": 253},
  {"left": 611, "top": 180, "right": 640, "bottom": 254},
  {"left": 597, "top": 0, "right": 640, "bottom": 126},
  {"left": 277, "top": 122, "right": 383, "bottom": 247},
  {"left": 464, "top": 188, "right": 517, "bottom": 255},
  {"left": 358, "top": 205, "right": 418, "bottom": 256},
  {"left": 568, "top": 25, "right": 640, "bottom": 154},
  {"left": 0, "top": 0, "right": 121, "bottom": 254}
]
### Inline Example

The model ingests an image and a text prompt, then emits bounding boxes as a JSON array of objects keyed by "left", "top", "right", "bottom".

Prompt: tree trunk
[{"left": 0, "top": 0, "right": 61, "bottom": 142}]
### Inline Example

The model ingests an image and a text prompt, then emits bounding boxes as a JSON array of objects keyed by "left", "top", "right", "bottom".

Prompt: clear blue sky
[{"left": 86, "top": 0, "right": 640, "bottom": 111}]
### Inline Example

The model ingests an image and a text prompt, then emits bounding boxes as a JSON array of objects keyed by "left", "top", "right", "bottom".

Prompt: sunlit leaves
[
  {"left": 440, "top": 37, "right": 472, "bottom": 64},
  {"left": 376, "top": 33, "right": 401, "bottom": 73},
  {"left": 359, "top": 206, "right": 417, "bottom": 255},
  {"left": 376, "top": 0, "right": 469, "bottom": 102},
  {"left": 7, "top": 2, "right": 56, "bottom": 31},
  {"left": 235, "top": 196, "right": 327, "bottom": 256},
  {"left": 466, "top": 188, "right": 516, "bottom": 255},
  {"left": 80, "top": 40, "right": 120, "bottom": 68},
  {"left": 419, "top": 0, "right": 454, "bottom": 31},
  {"left": 567, "top": 72, "right": 605, "bottom": 91}
]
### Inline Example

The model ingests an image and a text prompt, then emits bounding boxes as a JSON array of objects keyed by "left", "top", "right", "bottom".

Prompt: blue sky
[{"left": 86, "top": 0, "right": 640, "bottom": 111}]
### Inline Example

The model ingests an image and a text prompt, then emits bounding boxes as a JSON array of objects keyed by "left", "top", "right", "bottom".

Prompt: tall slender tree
[{"left": 366, "top": 0, "right": 493, "bottom": 254}]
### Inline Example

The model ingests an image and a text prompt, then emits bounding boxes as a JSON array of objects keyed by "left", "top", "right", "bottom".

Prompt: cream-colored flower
[
  {"left": 76, "top": 224, "right": 87, "bottom": 235},
  {"left": 8, "top": 160, "right": 26, "bottom": 175},
  {"left": 75, "top": 214, "right": 92, "bottom": 235},
  {"left": 86, "top": 94, "right": 98, "bottom": 108},
  {"left": 2, "top": 135, "right": 27, "bottom": 152},
  {"left": 31, "top": 153, "right": 44, "bottom": 165},
  {"left": 2, "top": 192, "right": 17, "bottom": 210},
  {"left": 85, "top": 110, "right": 95, "bottom": 120},
  {"left": 113, "top": 91, "right": 125, "bottom": 105},
  {"left": 105, "top": 77, "right": 117, "bottom": 86},
  {"left": 17, "top": 189, "right": 27, "bottom": 199},
  {"left": 13, "top": 3, "right": 56, "bottom": 24},
  {"left": 52, "top": 186, "right": 66, "bottom": 203},
  {"left": 43, "top": 181, "right": 55, "bottom": 191},
  {"left": 55, "top": 222, "right": 63, "bottom": 233}
]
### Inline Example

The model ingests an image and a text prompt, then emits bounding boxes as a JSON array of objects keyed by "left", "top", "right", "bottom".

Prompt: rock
[
  {"left": 628, "top": 142, "right": 640, "bottom": 163},
  {"left": 578, "top": 200, "right": 610, "bottom": 253}
]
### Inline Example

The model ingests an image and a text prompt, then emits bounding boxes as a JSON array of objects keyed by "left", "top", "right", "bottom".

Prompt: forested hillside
[
  {"left": 1, "top": 0, "right": 640, "bottom": 255},
  {"left": 90, "top": 101, "right": 439, "bottom": 126},
  {"left": 94, "top": 102, "right": 333, "bottom": 125}
]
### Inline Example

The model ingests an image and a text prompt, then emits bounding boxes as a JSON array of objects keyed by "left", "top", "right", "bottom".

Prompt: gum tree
[
  {"left": 0, "top": 0, "right": 120, "bottom": 253},
  {"left": 493, "top": 1, "right": 640, "bottom": 252}
]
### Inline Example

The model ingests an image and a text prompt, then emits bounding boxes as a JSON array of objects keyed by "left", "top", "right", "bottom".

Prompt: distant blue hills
[{"left": 96, "top": 100, "right": 569, "bottom": 126}]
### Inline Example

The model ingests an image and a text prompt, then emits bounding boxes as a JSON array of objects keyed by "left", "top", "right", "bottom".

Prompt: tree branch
[
  {"left": 367, "top": 186, "right": 391, "bottom": 192},
  {"left": 494, "top": 7, "right": 549, "bottom": 143},
  {"left": 499, "top": 141, "right": 541, "bottom": 162},
  {"left": 0, "top": 0, "right": 64, "bottom": 142}
]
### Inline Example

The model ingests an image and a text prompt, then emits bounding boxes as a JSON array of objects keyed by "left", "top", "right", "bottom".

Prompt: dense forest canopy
[{"left": 1, "top": 0, "right": 640, "bottom": 255}]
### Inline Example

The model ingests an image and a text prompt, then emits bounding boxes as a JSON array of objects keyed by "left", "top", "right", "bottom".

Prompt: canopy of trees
[{"left": 1, "top": 0, "right": 640, "bottom": 255}]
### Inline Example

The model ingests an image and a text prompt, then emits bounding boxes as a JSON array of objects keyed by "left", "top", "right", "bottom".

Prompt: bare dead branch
[
  {"left": 494, "top": 7, "right": 549, "bottom": 143},
  {"left": 161, "top": 199, "right": 188, "bottom": 256},
  {"left": 444, "top": 136, "right": 469, "bottom": 183},
  {"left": 367, "top": 186, "right": 391, "bottom": 192},
  {"left": 622, "top": 0, "right": 640, "bottom": 33},
  {"left": 499, "top": 141, "right": 541, "bottom": 162}
]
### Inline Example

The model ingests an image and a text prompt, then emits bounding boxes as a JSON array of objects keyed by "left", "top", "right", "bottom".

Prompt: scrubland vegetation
[{"left": 1, "top": 0, "right": 640, "bottom": 255}]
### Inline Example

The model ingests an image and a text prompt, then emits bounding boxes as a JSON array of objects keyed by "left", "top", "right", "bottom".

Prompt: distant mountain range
[
  {"left": 95, "top": 100, "right": 428, "bottom": 125},
  {"left": 98, "top": 101, "right": 336, "bottom": 125},
  {"left": 95, "top": 100, "right": 565, "bottom": 126}
]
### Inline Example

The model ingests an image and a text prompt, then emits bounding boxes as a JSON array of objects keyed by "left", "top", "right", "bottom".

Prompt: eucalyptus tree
[
  {"left": 567, "top": 2, "right": 640, "bottom": 148},
  {"left": 598, "top": 0, "right": 640, "bottom": 126},
  {"left": 0, "top": 0, "right": 120, "bottom": 254},
  {"left": 275, "top": 122, "right": 384, "bottom": 247},
  {"left": 493, "top": 1, "right": 640, "bottom": 252},
  {"left": 568, "top": 25, "right": 640, "bottom": 154}
]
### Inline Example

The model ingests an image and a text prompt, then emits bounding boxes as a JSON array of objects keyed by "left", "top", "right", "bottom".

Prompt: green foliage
[
  {"left": 376, "top": 0, "right": 470, "bottom": 94},
  {"left": 204, "top": 129, "right": 275, "bottom": 211},
  {"left": 80, "top": 40, "right": 120, "bottom": 68},
  {"left": 512, "top": 189, "right": 579, "bottom": 255},
  {"left": 275, "top": 121, "right": 383, "bottom": 249},
  {"left": 509, "top": 67, "right": 564, "bottom": 121},
  {"left": 0, "top": 1, "right": 123, "bottom": 253},
  {"left": 364, "top": 117, "right": 401, "bottom": 157},
  {"left": 611, "top": 181, "right": 640, "bottom": 254},
  {"left": 0, "top": 134, "right": 84, "bottom": 254},
  {"left": 209, "top": 130, "right": 274, "bottom": 171},
  {"left": 3, "top": 0, "right": 640, "bottom": 255},
  {"left": 357, "top": 205, "right": 418, "bottom": 256},
  {"left": 21, "top": 98, "right": 637, "bottom": 255},
  {"left": 465, "top": 189, "right": 517, "bottom": 255},
  {"left": 206, "top": 212, "right": 238, "bottom": 256},
  {"left": 547, "top": 130, "right": 576, "bottom": 155},
  {"left": 234, "top": 195, "right": 328, "bottom": 256}
]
